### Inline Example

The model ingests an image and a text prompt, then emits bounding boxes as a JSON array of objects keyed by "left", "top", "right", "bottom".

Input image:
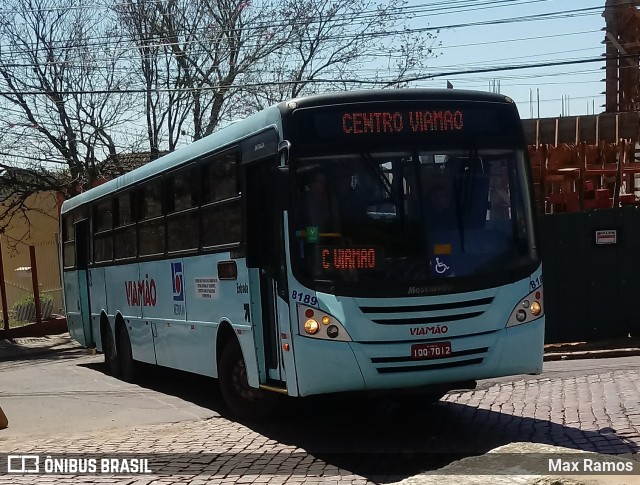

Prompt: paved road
[
  {"left": 0, "top": 348, "right": 639, "bottom": 483},
  {"left": 0, "top": 349, "right": 217, "bottom": 443}
]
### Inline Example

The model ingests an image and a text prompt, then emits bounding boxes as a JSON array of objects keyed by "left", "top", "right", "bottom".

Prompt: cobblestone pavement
[{"left": 1, "top": 368, "right": 639, "bottom": 484}]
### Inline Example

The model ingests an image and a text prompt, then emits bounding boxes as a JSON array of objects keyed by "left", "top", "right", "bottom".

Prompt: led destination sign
[
  {"left": 318, "top": 246, "right": 383, "bottom": 272},
  {"left": 294, "top": 103, "right": 514, "bottom": 142},
  {"left": 342, "top": 110, "right": 464, "bottom": 134}
]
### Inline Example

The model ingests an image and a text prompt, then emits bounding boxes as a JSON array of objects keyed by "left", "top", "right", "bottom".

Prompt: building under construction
[{"left": 526, "top": 0, "right": 640, "bottom": 214}]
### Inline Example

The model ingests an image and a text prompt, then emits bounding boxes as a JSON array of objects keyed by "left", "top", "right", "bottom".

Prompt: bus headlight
[
  {"left": 304, "top": 319, "right": 319, "bottom": 334},
  {"left": 530, "top": 301, "right": 542, "bottom": 316},
  {"left": 297, "top": 304, "right": 352, "bottom": 341},
  {"left": 507, "top": 286, "right": 544, "bottom": 327}
]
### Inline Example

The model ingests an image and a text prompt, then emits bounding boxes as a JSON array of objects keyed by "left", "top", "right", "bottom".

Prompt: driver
[{"left": 305, "top": 172, "right": 341, "bottom": 234}]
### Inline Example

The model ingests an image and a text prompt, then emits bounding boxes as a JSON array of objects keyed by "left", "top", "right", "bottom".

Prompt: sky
[
  {"left": 0, "top": 0, "right": 613, "bottom": 169},
  {"left": 405, "top": 0, "right": 606, "bottom": 119}
]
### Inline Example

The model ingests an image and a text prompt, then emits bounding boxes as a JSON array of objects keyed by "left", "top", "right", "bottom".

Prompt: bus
[{"left": 60, "top": 89, "right": 544, "bottom": 418}]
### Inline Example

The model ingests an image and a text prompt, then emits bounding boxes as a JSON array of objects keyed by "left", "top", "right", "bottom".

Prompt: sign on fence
[{"left": 595, "top": 229, "right": 618, "bottom": 245}]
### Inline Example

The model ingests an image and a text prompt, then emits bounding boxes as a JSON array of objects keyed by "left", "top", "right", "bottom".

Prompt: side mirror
[{"left": 273, "top": 166, "right": 291, "bottom": 210}]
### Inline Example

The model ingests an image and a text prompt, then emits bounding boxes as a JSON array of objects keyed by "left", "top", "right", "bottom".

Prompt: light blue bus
[{"left": 60, "top": 89, "right": 544, "bottom": 418}]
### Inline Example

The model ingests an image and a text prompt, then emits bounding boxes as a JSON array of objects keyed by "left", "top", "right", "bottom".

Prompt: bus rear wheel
[
  {"left": 117, "top": 324, "right": 137, "bottom": 382},
  {"left": 218, "top": 340, "right": 277, "bottom": 420},
  {"left": 103, "top": 325, "right": 121, "bottom": 377}
]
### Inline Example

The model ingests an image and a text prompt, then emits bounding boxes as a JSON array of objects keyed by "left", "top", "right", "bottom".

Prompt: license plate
[{"left": 411, "top": 342, "right": 452, "bottom": 360}]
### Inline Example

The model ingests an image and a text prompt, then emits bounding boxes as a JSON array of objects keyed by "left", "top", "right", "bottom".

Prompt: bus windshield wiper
[
  {"left": 359, "top": 151, "right": 403, "bottom": 208},
  {"left": 451, "top": 147, "right": 480, "bottom": 252}
]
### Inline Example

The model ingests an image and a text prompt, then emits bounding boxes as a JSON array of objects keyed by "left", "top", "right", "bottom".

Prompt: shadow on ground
[
  {"left": 0, "top": 347, "right": 87, "bottom": 368},
  {"left": 79, "top": 358, "right": 640, "bottom": 483}
]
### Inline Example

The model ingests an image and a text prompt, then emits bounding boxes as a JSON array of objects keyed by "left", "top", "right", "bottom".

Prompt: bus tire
[
  {"left": 117, "top": 324, "right": 137, "bottom": 383},
  {"left": 218, "top": 340, "right": 277, "bottom": 420},
  {"left": 103, "top": 325, "right": 121, "bottom": 377}
]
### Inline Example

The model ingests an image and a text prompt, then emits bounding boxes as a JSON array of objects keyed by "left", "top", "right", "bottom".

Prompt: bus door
[
  {"left": 243, "top": 136, "right": 289, "bottom": 386},
  {"left": 69, "top": 219, "right": 94, "bottom": 347}
]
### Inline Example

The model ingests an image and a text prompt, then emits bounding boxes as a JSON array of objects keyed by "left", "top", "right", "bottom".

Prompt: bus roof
[
  {"left": 61, "top": 105, "right": 282, "bottom": 214},
  {"left": 61, "top": 88, "right": 514, "bottom": 214},
  {"left": 279, "top": 88, "right": 513, "bottom": 110}
]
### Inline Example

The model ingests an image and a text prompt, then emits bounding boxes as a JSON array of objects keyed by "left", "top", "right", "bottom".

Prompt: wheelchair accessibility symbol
[
  {"left": 434, "top": 257, "right": 450, "bottom": 274},
  {"left": 431, "top": 255, "right": 453, "bottom": 276}
]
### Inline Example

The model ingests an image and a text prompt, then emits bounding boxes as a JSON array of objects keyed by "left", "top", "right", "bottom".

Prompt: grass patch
[{"left": 8, "top": 319, "right": 29, "bottom": 328}]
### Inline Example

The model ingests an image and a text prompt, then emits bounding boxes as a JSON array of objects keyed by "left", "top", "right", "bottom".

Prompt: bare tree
[
  {"left": 246, "top": 0, "right": 440, "bottom": 109},
  {"left": 124, "top": 0, "right": 439, "bottom": 139},
  {"left": 146, "top": 0, "right": 297, "bottom": 140},
  {"left": 0, "top": 0, "right": 438, "bottom": 245},
  {"left": 0, "top": 0, "right": 138, "bottom": 197},
  {"left": 116, "top": 0, "right": 191, "bottom": 156},
  {"left": 114, "top": 0, "right": 439, "bottom": 151}
]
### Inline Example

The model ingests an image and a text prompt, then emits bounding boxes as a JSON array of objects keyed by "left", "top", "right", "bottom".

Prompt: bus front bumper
[{"left": 294, "top": 318, "right": 544, "bottom": 397}]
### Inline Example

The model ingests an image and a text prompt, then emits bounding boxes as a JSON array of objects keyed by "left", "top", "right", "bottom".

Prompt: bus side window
[
  {"left": 114, "top": 192, "right": 137, "bottom": 260},
  {"left": 202, "top": 151, "right": 238, "bottom": 203},
  {"left": 62, "top": 213, "right": 75, "bottom": 269},
  {"left": 201, "top": 151, "right": 242, "bottom": 248},
  {"left": 92, "top": 199, "right": 114, "bottom": 263},
  {"left": 138, "top": 179, "right": 165, "bottom": 256},
  {"left": 166, "top": 164, "right": 200, "bottom": 253}
]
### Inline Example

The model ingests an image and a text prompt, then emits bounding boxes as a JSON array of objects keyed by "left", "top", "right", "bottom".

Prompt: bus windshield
[{"left": 291, "top": 148, "right": 537, "bottom": 289}]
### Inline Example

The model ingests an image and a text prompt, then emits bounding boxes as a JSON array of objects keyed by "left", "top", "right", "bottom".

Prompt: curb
[
  {"left": 397, "top": 442, "right": 639, "bottom": 485},
  {"left": 544, "top": 348, "right": 640, "bottom": 361}
]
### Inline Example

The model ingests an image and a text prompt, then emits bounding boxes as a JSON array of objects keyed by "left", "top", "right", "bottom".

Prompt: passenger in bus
[{"left": 305, "top": 172, "right": 341, "bottom": 234}]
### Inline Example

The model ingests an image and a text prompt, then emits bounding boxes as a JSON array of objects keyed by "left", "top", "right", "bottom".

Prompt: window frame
[
  {"left": 62, "top": 213, "right": 76, "bottom": 270},
  {"left": 65, "top": 144, "right": 249, "bottom": 269},
  {"left": 92, "top": 199, "right": 114, "bottom": 264},
  {"left": 137, "top": 177, "right": 166, "bottom": 258},
  {"left": 164, "top": 163, "right": 201, "bottom": 255},
  {"left": 113, "top": 190, "right": 138, "bottom": 262},
  {"left": 199, "top": 149, "right": 243, "bottom": 251}
]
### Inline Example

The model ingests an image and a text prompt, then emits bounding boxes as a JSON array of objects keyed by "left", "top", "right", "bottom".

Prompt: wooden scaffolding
[{"left": 522, "top": 112, "right": 640, "bottom": 214}]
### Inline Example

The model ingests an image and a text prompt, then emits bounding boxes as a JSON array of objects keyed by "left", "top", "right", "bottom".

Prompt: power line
[
  {"left": 0, "top": 42, "right": 604, "bottom": 80},
  {"left": 0, "top": 0, "right": 563, "bottom": 25},
  {"left": 0, "top": 2, "right": 614, "bottom": 56},
  {"left": 0, "top": 0, "right": 623, "bottom": 138},
  {"left": 390, "top": 54, "right": 623, "bottom": 86},
  {"left": 0, "top": 53, "right": 628, "bottom": 95}
]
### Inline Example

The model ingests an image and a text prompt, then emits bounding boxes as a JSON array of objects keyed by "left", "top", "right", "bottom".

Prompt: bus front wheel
[{"left": 218, "top": 340, "right": 277, "bottom": 420}]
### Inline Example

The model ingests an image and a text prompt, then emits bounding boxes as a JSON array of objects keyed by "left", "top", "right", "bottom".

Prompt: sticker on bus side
[
  {"left": 195, "top": 277, "right": 218, "bottom": 300},
  {"left": 171, "top": 262, "right": 184, "bottom": 302}
]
